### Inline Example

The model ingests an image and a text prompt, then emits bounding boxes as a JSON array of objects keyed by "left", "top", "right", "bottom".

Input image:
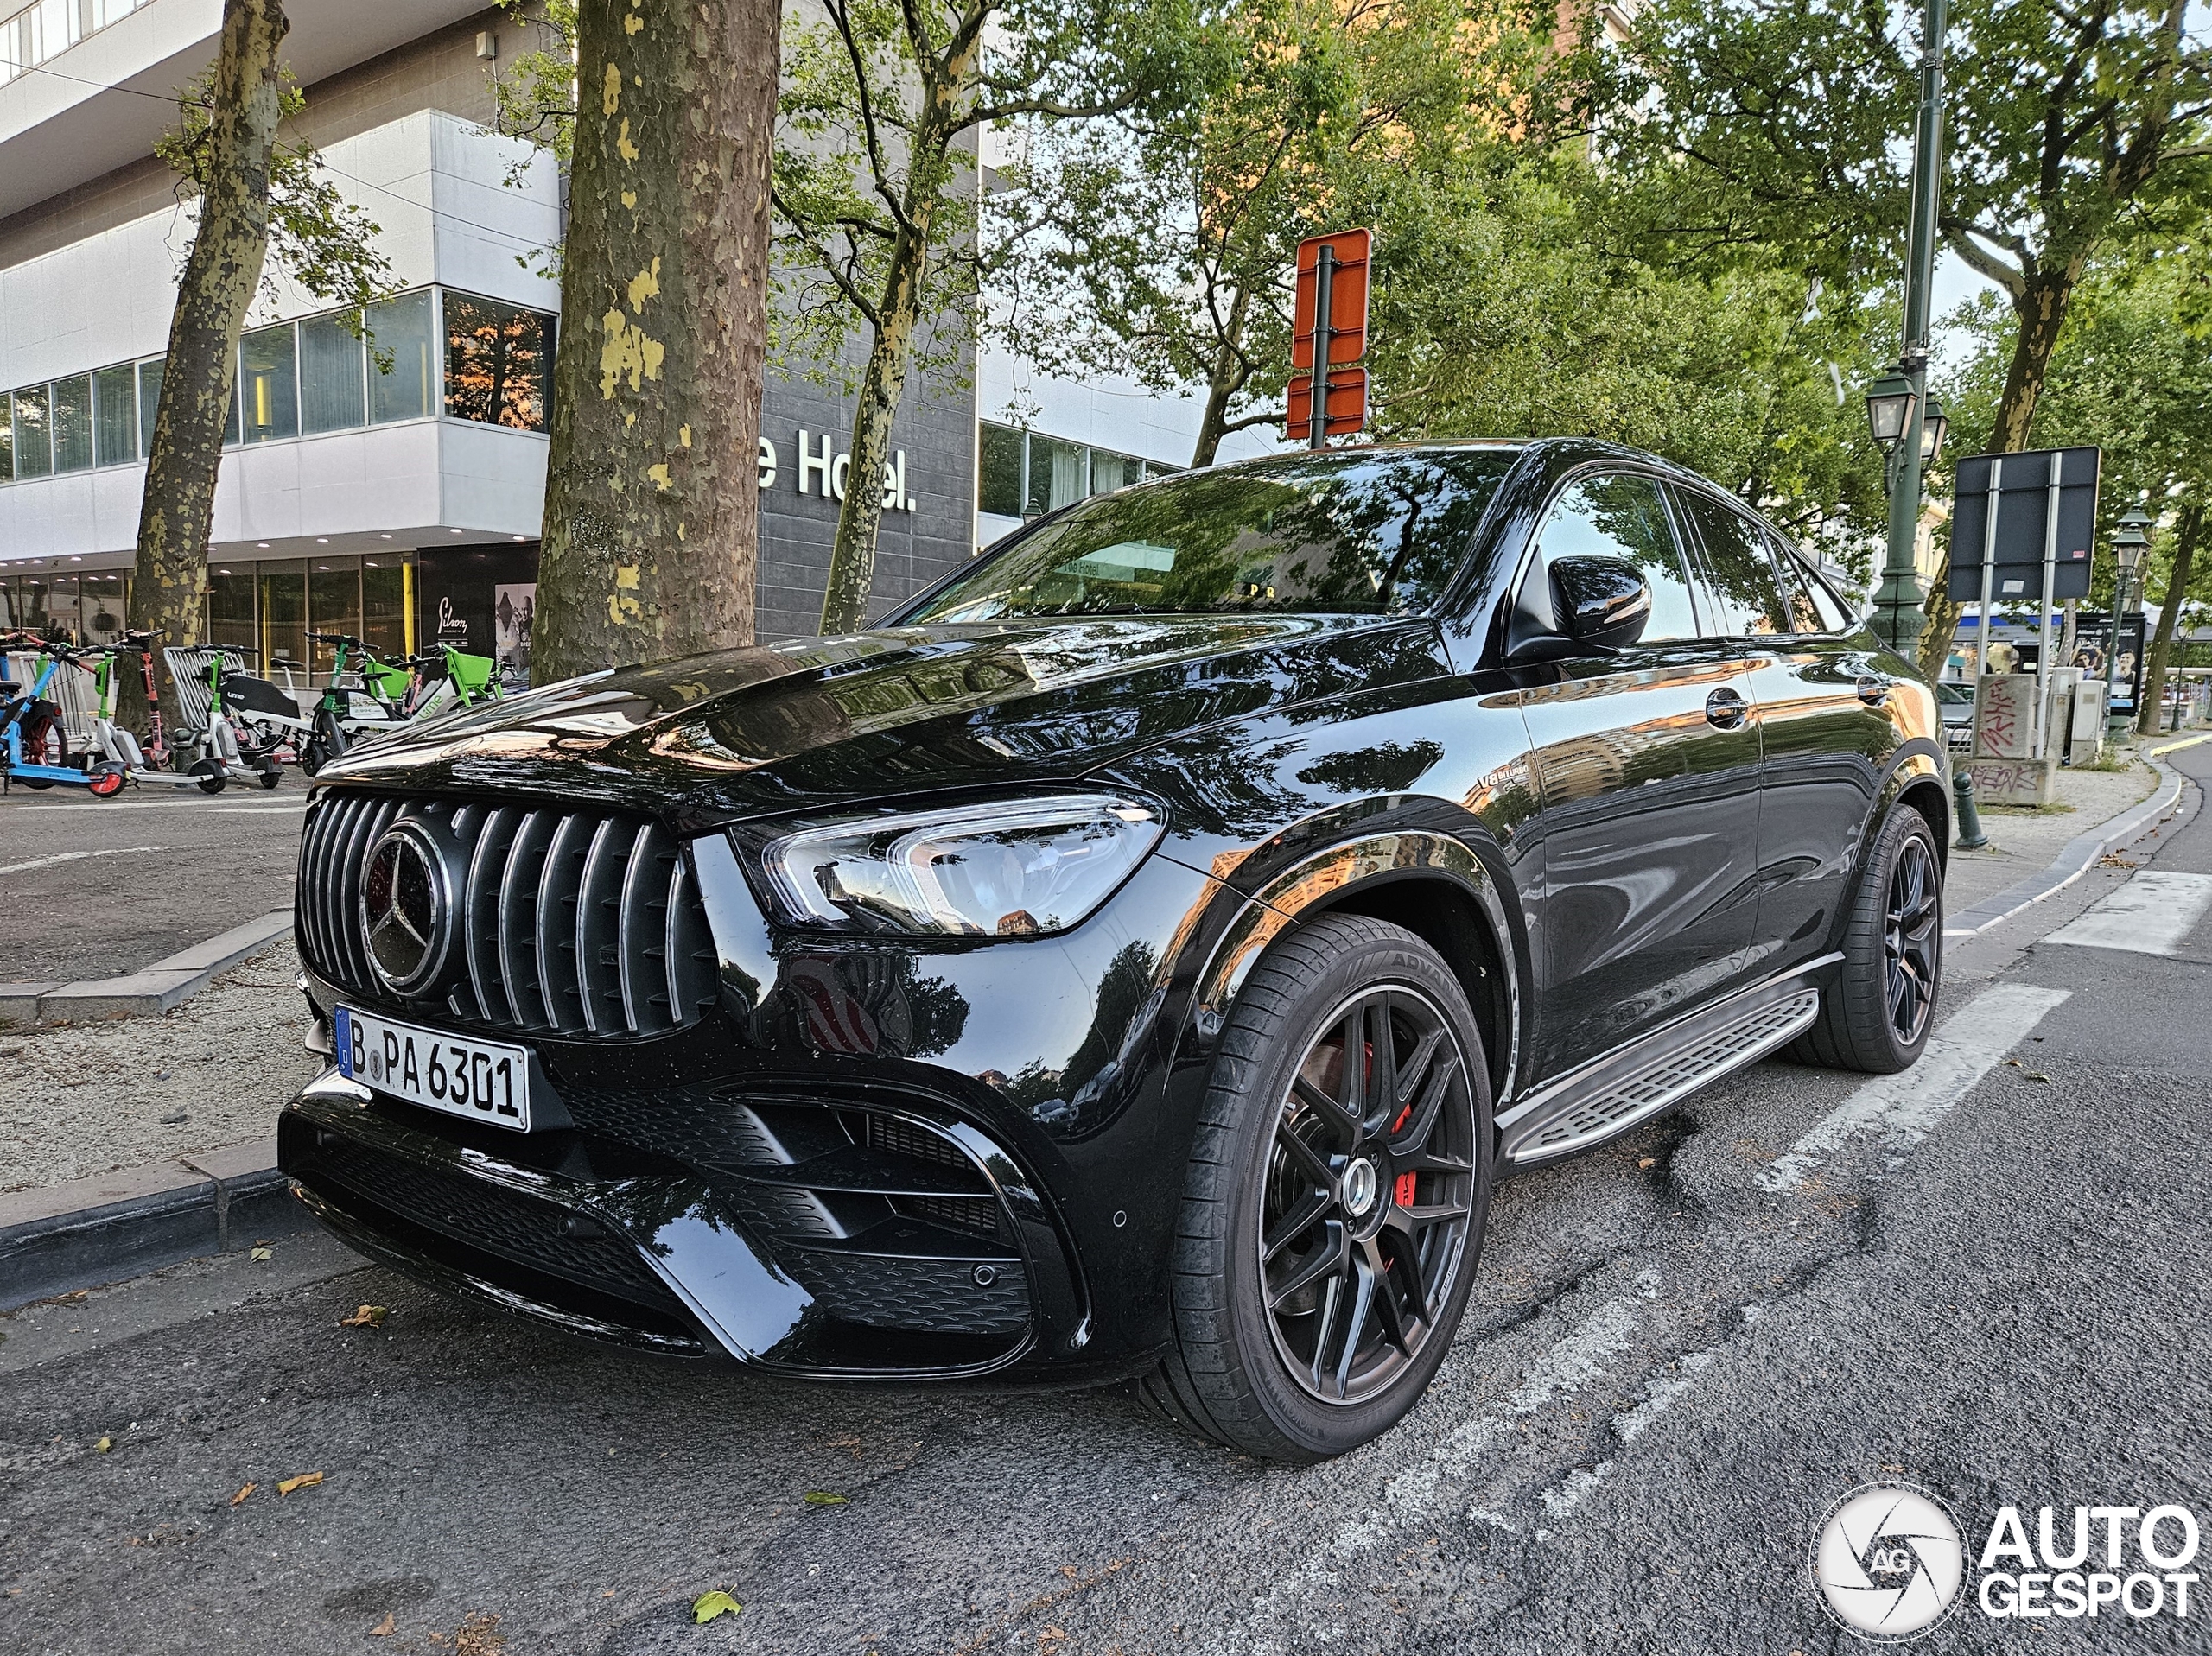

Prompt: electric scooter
[
  {"left": 167, "top": 648, "right": 282, "bottom": 793},
  {"left": 72, "top": 642, "right": 215, "bottom": 790},
  {"left": 300, "top": 631, "right": 410, "bottom": 776},
  {"left": 0, "top": 636, "right": 125, "bottom": 797}
]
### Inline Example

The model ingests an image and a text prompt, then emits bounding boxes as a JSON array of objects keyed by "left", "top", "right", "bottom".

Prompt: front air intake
[{"left": 297, "top": 790, "right": 720, "bottom": 1037}]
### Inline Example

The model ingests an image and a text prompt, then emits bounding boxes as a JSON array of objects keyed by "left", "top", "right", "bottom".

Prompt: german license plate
[{"left": 334, "top": 1006, "right": 531, "bottom": 1132}]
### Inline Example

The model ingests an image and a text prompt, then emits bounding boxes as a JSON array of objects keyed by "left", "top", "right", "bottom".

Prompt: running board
[{"left": 1499, "top": 964, "right": 1834, "bottom": 1166}]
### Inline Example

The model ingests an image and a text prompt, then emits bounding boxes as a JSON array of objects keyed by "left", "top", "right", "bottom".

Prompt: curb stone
[
  {"left": 0, "top": 1140, "right": 307, "bottom": 1311},
  {"left": 0, "top": 909, "right": 294, "bottom": 1025},
  {"left": 1945, "top": 752, "right": 2193, "bottom": 938}
]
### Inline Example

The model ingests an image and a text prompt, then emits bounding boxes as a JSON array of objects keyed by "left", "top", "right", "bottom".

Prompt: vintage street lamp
[
  {"left": 1919, "top": 396, "right": 1948, "bottom": 466},
  {"left": 2103, "top": 507, "right": 2152, "bottom": 744},
  {"left": 1866, "top": 370, "right": 1918, "bottom": 452}
]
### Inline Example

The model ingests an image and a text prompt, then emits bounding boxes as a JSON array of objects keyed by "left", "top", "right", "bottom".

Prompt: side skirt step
[{"left": 1502, "top": 987, "right": 1822, "bottom": 1166}]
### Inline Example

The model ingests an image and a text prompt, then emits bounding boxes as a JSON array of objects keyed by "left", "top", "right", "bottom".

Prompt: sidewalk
[{"left": 1942, "top": 747, "right": 2162, "bottom": 915}]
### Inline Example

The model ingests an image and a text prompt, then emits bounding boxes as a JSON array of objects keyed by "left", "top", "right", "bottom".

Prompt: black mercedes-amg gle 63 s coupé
[{"left": 281, "top": 438, "right": 1945, "bottom": 1460}]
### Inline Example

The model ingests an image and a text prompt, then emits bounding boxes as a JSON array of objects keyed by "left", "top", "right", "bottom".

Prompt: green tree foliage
[{"left": 777, "top": 0, "right": 1192, "bottom": 634}]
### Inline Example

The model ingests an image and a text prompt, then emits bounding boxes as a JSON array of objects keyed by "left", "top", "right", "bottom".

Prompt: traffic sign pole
[{"left": 1309, "top": 245, "right": 1335, "bottom": 450}]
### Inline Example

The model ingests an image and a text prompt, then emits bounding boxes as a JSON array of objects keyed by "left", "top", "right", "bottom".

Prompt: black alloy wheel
[
  {"left": 1142, "top": 914, "right": 1493, "bottom": 1461},
  {"left": 1884, "top": 834, "right": 1939, "bottom": 1044},
  {"left": 1261, "top": 985, "right": 1478, "bottom": 1405},
  {"left": 1787, "top": 803, "right": 1943, "bottom": 1074}
]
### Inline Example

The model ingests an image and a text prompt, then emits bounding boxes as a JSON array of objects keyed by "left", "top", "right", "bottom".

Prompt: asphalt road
[
  {"left": 0, "top": 777, "right": 307, "bottom": 983},
  {"left": 3, "top": 742, "right": 2209, "bottom": 1655}
]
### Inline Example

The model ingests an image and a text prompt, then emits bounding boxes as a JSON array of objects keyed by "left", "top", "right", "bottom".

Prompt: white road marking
[
  {"left": 0, "top": 846, "right": 175, "bottom": 878},
  {"left": 15, "top": 801, "right": 305, "bottom": 813},
  {"left": 1218, "top": 1273, "right": 1660, "bottom": 1653},
  {"left": 1533, "top": 1344, "right": 1722, "bottom": 1530},
  {"left": 1757, "top": 982, "right": 2072, "bottom": 1191},
  {"left": 2044, "top": 869, "right": 2212, "bottom": 956}
]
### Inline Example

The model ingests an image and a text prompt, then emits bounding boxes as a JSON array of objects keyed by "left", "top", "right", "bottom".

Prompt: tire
[
  {"left": 1141, "top": 914, "right": 1494, "bottom": 1462},
  {"left": 189, "top": 758, "right": 226, "bottom": 796},
  {"left": 86, "top": 766, "right": 127, "bottom": 798},
  {"left": 1788, "top": 803, "right": 1942, "bottom": 1074},
  {"left": 257, "top": 761, "right": 283, "bottom": 790}
]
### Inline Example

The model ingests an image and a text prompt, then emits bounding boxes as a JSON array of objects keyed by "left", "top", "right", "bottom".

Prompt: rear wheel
[
  {"left": 1789, "top": 803, "right": 1942, "bottom": 1073},
  {"left": 86, "top": 766, "right": 127, "bottom": 798},
  {"left": 189, "top": 758, "right": 226, "bottom": 795},
  {"left": 1141, "top": 914, "right": 1492, "bottom": 1461}
]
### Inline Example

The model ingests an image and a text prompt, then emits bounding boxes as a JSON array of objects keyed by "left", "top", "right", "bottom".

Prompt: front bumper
[{"left": 281, "top": 1063, "right": 1107, "bottom": 1380}]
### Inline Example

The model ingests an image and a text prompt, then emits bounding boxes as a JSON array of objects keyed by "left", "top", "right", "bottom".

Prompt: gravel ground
[{"left": 0, "top": 942, "right": 317, "bottom": 1194}]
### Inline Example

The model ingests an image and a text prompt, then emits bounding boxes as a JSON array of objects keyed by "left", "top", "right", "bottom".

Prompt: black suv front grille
[{"left": 298, "top": 790, "right": 719, "bottom": 1037}]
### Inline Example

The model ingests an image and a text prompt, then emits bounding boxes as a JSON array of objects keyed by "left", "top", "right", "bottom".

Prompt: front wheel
[
  {"left": 1141, "top": 914, "right": 1493, "bottom": 1461},
  {"left": 188, "top": 758, "right": 226, "bottom": 796},
  {"left": 86, "top": 765, "right": 127, "bottom": 798},
  {"left": 1789, "top": 803, "right": 1943, "bottom": 1073}
]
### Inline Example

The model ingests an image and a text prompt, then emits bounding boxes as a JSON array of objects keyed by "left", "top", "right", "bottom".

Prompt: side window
[
  {"left": 1676, "top": 491, "right": 1787, "bottom": 636},
  {"left": 1533, "top": 473, "right": 1699, "bottom": 643},
  {"left": 1773, "top": 537, "right": 1853, "bottom": 632}
]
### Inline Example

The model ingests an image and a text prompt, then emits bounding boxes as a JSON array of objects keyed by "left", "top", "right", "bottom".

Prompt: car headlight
[{"left": 758, "top": 794, "right": 1164, "bottom": 936}]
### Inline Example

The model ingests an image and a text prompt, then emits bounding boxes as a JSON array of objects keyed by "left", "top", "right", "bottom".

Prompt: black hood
[{"left": 316, "top": 615, "right": 1451, "bottom": 824}]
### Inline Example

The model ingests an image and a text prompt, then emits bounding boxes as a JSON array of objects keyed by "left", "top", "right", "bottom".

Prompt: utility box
[
  {"left": 1973, "top": 673, "right": 2038, "bottom": 759},
  {"left": 2067, "top": 676, "right": 2108, "bottom": 761}
]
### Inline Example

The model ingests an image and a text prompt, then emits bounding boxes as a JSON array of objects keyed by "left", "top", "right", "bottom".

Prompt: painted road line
[
  {"left": 2149, "top": 731, "right": 2212, "bottom": 758},
  {"left": 22, "top": 799, "right": 308, "bottom": 812},
  {"left": 2044, "top": 868, "right": 2212, "bottom": 955},
  {"left": 0, "top": 846, "right": 175, "bottom": 878},
  {"left": 1757, "top": 982, "right": 2072, "bottom": 1192}
]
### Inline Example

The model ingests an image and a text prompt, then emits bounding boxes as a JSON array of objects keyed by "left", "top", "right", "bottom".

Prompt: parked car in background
[
  {"left": 1937, "top": 678, "right": 1975, "bottom": 749},
  {"left": 280, "top": 439, "right": 1947, "bottom": 1461}
]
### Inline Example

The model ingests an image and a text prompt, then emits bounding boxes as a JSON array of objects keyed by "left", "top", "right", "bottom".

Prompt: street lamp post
[
  {"left": 2104, "top": 507, "right": 2152, "bottom": 749},
  {"left": 1869, "top": 0, "right": 1949, "bottom": 663}
]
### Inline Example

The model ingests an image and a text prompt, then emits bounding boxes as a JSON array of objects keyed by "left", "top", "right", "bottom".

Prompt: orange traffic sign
[
  {"left": 1288, "top": 229, "right": 1372, "bottom": 446},
  {"left": 1290, "top": 229, "right": 1371, "bottom": 371},
  {"left": 1286, "top": 366, "right": 1368, "bottom": 439}
]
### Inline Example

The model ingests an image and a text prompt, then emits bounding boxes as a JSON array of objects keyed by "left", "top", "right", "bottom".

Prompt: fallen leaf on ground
[
  {"left": 370, "top": 1613, "right": 397, "bottom": 1637},
  {"left": 229, "top": 1482, "right": 256, "bottom": 1507},
  {"left": 454, "top": 1611, "right": 504, "bottom": 1654},
  {"left": 803, "top": 1490, "right": 848, "bottom": 1506},
  {"left": 95, "top": 1437, "right": 112, "bottom": 1453},
  {"left": 1637, "top": 1157, "right": 1656, "bottom": 1170},
  {"left": 250, "top": 1247, "right": 273, "bottom": 1261},
  {"left": 339, "top": 1304, "right": 389, "bottom": 1329},
  {"left": 276, "top": 1471, "right": 323, "bottom": 1496},
  {"left": 692, "top": 1591, "right": 742, "bottom": 1624}
]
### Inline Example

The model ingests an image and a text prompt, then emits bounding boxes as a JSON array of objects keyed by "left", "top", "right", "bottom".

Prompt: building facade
[{"left": 0, "top": 0, "right": 1274, "bottom": 684}]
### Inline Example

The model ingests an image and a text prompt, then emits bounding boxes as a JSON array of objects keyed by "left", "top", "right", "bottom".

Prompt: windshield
[{"left": 904, "top": 448, "right": 1516, "bottom": 623}]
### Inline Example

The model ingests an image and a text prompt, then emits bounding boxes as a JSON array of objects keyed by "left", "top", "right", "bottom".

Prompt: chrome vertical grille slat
[
  {"left": 297, "top": 790, "right": 713, "bottom": 1040},
  {"left": 536, "top": 814, "right": 595, "bottom": 1035}
]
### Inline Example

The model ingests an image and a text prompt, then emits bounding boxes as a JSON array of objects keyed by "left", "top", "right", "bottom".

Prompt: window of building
[
  {"left": 92, "top": 364, "right": 136, "bottom": 466},
  {"left": 12, "top": 385, "right": 51, "bottom": 478},
  {"left": 136, "top": 358, "right": 163, "bottom": 458},
  {"left": 79, "top": 572, "right": 128, "bottom": 642},
  {"left": 308, "top": 558, "right": 364, "bottom": 672},
  {"left": 50, "top": 374, "right": 92, "bottom": 471},
  {"left": 1025, "top": 435, "right": 1087, "bottom": 517},
  {"left": 1090, "top": 449, "right": 1141, "bottom": 494},
  {"left": 240, "top": 323, "right": 298, "bottom": 443},
  {"left": 207, "top": 563, "right": 257, "bottom": 657},
  {"left": 0, "top": 402, "right": 11, "bottom": 481},
  {"left": 368, "top": 290, "right": 435, "bottom": 422},
  {"left": 978, "top": 422, "right": 1023, "bottom": 517},
  {"left": 443, "top": 291, "right": 552, "bottom": 429},
  {"left": 300, "top": 311, "right": 367, "bottom": 434},
  {"left": 258, "top": 560, "right": 308, "bottom": 672},
  {"left": 363, "top": 558, "right": 411, "bottom": 658}
]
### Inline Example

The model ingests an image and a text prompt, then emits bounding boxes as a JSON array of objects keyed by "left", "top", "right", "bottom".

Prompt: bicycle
[{"left": 1, "top": 634, "right": 125, "bottom": 798}]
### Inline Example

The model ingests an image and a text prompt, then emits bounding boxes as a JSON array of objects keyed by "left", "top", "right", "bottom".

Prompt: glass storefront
[{"left": 976, "top": 420, "right": 1180, "bottom": 523}]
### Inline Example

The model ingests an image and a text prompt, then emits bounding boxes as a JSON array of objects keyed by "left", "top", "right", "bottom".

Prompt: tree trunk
[
  {"left": 125, "top": 0, "right": 289, "bottom": 733},
  {"left": 1917, "top": 264, "right": 2082, "bottom": 682},
  {"left": 1188, "top": 284, "right": 1252, "bottom": 468},
  {"left": 818, "top": 217, "right": 931, "bottom": 635},
  {"left": 534, "top": 0, "right": 779, "bottom": 682},
  {"left": 816, "top": 54, "right": 978, "bottom": 638},
  {"left": 2137, "top": 502, "right": 2201, "bottom": 735}
]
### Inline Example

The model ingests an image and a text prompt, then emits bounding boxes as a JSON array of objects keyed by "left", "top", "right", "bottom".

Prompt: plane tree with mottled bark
[
  {"left": 127, "top": 0, "right": 394, "bottom": 727},
  {"left": 530, "top": 0, "right": 781, "bottom": 681}
]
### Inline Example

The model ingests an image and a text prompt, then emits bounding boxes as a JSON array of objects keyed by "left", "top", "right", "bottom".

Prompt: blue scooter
[{"left": 1, "top": 635, "right": 125, "bottom": 798}]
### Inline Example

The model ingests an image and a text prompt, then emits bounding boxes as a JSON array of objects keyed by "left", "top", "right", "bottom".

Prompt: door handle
[
  {"left": 1857, "top": 676, "right": 1890, "bottom": 707},
  {"left": 1705, "top": 687, "right": 1749, "bottom": 730}
]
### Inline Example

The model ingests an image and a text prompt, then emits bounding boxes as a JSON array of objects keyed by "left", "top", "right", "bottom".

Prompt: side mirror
[{"left": 1549, "top": 555, "right": 1651, "bottom": 652}]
